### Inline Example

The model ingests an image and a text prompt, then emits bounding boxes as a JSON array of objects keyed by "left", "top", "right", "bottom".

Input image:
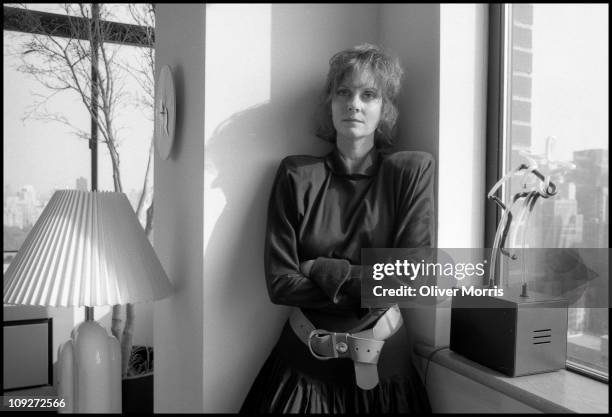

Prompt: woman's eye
[
  {"left": 336, "top": 89, "right": 350, "bottom": 97},
  {"left": 362, "top": 91, "right": 378, "bottom": 100}
]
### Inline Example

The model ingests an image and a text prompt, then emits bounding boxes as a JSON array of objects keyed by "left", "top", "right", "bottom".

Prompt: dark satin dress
[{"left": 240, "top": 147, "right": 435, "bottom": 414}]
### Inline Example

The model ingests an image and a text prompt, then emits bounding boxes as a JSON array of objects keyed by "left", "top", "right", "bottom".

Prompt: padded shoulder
[
  {"left": 278, "top": 154, "right": 327, "bottom": 181},
  {"left": 280, "top": 154, "right": 324, "bottom": 170},
  {"left": 382, "top": 151, "right": 435, "bottom": 174}
]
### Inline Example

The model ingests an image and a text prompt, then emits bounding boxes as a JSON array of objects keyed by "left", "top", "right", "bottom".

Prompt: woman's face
[{"left": 331, "top": 70, "right": 383, "bottom": 143}]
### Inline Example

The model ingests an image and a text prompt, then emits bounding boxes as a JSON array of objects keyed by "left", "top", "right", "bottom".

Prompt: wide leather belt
[{"left": 289, "top": 304, "right": 403, "bottom": 390}]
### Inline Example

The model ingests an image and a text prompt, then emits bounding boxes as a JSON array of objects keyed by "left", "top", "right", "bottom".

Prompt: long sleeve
[
  {"left": 392, "top": 152, "right": 436, "bottom": 249},
  {"left": 264, "top": 160, "right": 357, "bottom": 309}
]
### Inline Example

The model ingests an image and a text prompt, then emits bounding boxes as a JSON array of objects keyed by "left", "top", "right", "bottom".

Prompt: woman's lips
[{"left": 343, "top": 118, "right": 363, "bottom": 123}]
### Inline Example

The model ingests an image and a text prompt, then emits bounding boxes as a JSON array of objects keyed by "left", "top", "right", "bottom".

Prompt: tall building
[
  {"left": 17, "top": 185, "right": 40, "bottom": 228},
  {"left": 571, "top": 149, "right": 609, "bottom": 248},
  {"left": 4, "top": 195, "right": 23, "bottom": 228},
  {"left": 76, "top": 177, "right": 88, "bottom": 191},
  {"left": 3, "top": 185, "right": 47, "bottom": 229},
  {"left": 4, "top": 183, "right": 13, "bottom": 203}
]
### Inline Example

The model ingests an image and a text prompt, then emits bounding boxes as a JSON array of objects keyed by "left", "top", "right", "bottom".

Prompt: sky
[{"left": 529, "top": 4, "right": 608, "bottom": 161}]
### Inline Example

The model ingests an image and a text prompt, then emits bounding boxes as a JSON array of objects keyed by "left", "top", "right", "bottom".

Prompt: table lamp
[{"left": 3, "top": 190, "right": 173, "bottom": 413}]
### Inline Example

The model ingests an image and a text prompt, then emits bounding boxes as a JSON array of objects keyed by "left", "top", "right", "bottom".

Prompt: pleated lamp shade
[{"left": 4, "top": 190, "right": 173, "bottom": 307}]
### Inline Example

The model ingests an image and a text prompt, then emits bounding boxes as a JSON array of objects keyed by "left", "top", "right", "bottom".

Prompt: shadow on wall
[
  {"left": 205, "top": 102, "right": 288, "bottom": 311},
  {"left": 203, "top": 99, "right": 331, "bottom": 331}
]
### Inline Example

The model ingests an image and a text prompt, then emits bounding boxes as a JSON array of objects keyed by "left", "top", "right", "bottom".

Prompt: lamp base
[{"left": 57, "top": 320, "right": 121, "bottom": 413}]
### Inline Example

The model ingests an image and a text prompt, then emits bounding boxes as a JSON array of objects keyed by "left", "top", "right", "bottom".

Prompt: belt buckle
[
  {"left": 308, "top": 329, "right": 346, "bottom": 360},
  {"left": 307, "top": 329, "right": 334, "bottom": 360},
  {"left": 307, "top": 329, "right": 351, "bottom": 360}
]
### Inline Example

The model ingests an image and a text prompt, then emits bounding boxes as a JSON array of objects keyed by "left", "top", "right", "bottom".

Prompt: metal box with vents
[{"left": 450, "top": 288, "right": 568, "bottom": 377}]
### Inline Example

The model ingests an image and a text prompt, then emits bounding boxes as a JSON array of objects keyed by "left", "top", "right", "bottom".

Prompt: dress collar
[{"left": 324, "top": 146, "right": 382, "bottom": 178}]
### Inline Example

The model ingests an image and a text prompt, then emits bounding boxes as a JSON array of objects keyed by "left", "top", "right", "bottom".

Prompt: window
[
  {"left": 487, "top": 4, "right": 608, "bottom": 381},
  {"left": 3, "top": 31, "right": 91, "bottom": 254},
  {"left": 3, "top": 4, "right": 155, "bottom": 268}
]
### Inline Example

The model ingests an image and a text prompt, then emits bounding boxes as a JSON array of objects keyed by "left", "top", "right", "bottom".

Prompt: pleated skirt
[{"left": 240, "top": 320, "right": 432, "bottom": 414}]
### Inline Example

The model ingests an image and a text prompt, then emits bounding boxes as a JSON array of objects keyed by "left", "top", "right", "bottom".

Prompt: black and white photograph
[{"left": 2, "top": 3, "right": 609, "bottom": 414}]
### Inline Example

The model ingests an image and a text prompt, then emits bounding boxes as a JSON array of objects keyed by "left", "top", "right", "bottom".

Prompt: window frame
[
  {"left": 484, "top": 3, "right": 506, "bottom": 249},
  {"left": 3, "top": 6, "right": 153, "bottom": 47},
  {"left": 485, "top": 3, "right": 608, "bottom": 384}
]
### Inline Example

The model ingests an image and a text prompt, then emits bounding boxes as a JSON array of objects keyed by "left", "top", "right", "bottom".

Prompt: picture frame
[{"left": 2, "top": 318, "right": 53, "bottom": 392}]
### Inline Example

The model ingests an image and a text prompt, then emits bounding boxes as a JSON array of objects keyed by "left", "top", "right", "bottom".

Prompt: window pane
[
  {"left": 3, "top": 30, "right": 91, "bottom": 252},
  {"left": 504, "top": 4, "right": 608, "bottom": 377},
  {"left": 95, "top": 42, "right": 154, "bottom": 230}
]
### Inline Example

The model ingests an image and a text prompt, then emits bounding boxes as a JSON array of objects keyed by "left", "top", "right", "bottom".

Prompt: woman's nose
[{"left": 347, "top": 95, "right": 361, "bottom": 112}]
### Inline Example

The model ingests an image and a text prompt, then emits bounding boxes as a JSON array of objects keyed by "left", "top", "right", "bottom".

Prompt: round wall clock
[{"left": 155, "top": 65, "right": 176, "bottom": 160}]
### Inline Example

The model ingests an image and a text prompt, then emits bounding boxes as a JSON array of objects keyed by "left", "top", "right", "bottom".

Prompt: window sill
[{"left": 414, "top": 343, "right": 609, "bottom": 414}]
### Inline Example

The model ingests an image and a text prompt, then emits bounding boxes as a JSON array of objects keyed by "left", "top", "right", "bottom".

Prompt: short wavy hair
[{"left": 315, "top": 43, "right": 404, "bottom": 148}]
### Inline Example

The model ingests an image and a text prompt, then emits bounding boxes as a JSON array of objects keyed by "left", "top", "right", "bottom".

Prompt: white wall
[
  {"left": 438, "top": 4, "right": 487, "bottom": 250},
  {"left": 434, "top": 4, "right": 488, "bottom": 347},
  {"left": 153, "top": 4, "right": 206, "bottom": 413}
]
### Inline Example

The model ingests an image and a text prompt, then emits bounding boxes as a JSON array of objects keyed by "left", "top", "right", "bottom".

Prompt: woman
[{"left": 240, "top": 44, "right": 434, "bottom": 414}]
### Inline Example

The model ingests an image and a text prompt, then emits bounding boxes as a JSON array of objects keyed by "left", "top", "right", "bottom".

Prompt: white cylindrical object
[
  {"left": 109, "top": 335, "right": 122, "bottom": 413},
  {"left": 57, "top": 341, "right": 75, "bottom": 413},
  {"left": 73, "top": 321, "right": 116, "bottom": 413}
]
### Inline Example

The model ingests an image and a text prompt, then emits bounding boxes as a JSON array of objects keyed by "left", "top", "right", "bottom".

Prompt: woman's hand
[{"left": 299, "top": 259, "right": 316, "bottom": 277}]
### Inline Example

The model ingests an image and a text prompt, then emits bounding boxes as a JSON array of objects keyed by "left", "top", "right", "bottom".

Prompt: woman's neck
[{"left": 336, "top": 135, "right": 375, "bottom": 169}]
